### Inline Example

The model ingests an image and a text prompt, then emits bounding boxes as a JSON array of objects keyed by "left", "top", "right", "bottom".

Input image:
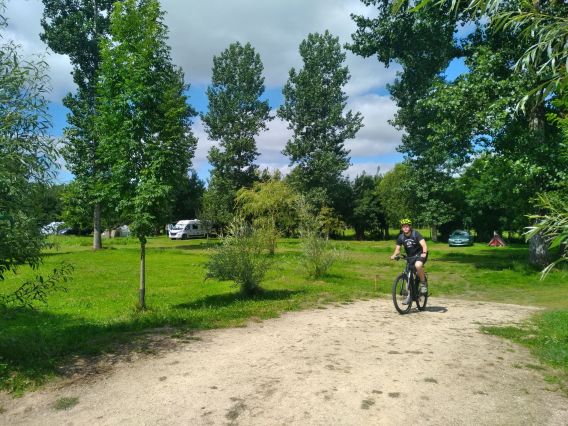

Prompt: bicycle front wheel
[
  {"left": 416, "top": 289, "right": 428, "bottom": 311},
  {"left": 392, "top": 273, "right": 411, "bottom": 314}
]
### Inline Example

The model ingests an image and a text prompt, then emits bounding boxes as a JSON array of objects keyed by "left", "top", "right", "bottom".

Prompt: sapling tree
[{"left": 96, "top": 0, "right": 197, "bottom": 308}]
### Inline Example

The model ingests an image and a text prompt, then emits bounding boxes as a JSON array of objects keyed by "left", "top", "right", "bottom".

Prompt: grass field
[{"left": 1, "top": 234, "right": 567, "bottom": 395}]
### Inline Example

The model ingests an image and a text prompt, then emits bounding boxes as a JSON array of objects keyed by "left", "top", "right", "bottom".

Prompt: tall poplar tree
[
  {"left": 96, "top": 0, "right": 197, "bottom": 308},
  {"left": 41, "top": 0, "right": 118, "bottom": 250},
  {"left": 202, "top": 42, "right": 271, "bottom": 228},
  {"left": 278, "top": 31, "right": 363, "bottom": 209}
]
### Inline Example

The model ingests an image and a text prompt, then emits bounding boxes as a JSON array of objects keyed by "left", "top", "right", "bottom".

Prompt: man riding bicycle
[{"left": 390, "top": 218, "right": 428, "bottom": 304}]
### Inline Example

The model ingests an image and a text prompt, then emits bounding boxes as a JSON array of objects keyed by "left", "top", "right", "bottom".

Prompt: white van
[{"left": 168, "top": 219, "right": 205, "bottom": 240}]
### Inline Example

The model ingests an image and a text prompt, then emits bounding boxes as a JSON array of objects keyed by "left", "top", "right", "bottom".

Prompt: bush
[
  {"left": 527, "top": 192, "right": 568, "bottom": 278},
  {"left": 205, "top": 217, "right": 272, "bottom": 296},
  {"left": 300, "top": 229, "right": 336, "bottom": 279},
  {"left": 253, "top": 216, "right": 280, "bottom": 255}
]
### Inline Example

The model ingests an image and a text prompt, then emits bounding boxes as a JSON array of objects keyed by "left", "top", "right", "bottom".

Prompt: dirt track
[{"left": 2, "top": 297, "right": 568, "bottom": 425}]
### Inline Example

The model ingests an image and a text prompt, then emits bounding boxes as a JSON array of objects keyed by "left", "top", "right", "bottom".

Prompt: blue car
[{"left": 448, "top": 230, "right": 474, "bottom": 246}]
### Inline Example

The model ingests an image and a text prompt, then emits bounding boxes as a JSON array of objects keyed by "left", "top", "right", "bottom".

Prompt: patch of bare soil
[{"left": 1, "top": 298, "right": 567, "bottom": 425}]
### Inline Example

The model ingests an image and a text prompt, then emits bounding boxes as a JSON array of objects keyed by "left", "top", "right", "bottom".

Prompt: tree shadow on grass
[
  {"left": 0, "top": 305, "right": 222, "bottom": 395},
  {"left": 175, "top": 289, "right": 304, "bottom": 310},
  {"left": 434, "top": 248, "right": 539, "bottom": 273},
  {"left": 41, "top": 252, "right": 73, "bottom": 257},
  {"left": 313, "top": 273, "right": 345, "bottom": 284},
  {"left": 0, "top": 287, "right": 305, "bottom": 395},
  {"left": 152, "top": 242, "right": 221, "bottom": 251}
]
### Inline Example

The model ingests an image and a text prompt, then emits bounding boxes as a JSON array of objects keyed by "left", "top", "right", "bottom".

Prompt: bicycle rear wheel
[{"left": 392, "top": 273, "right": 411, "bottom": 314}]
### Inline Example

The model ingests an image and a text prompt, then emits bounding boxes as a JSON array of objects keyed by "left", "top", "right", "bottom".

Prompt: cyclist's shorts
[{"left": 410, "top": 253, "right": 428, "bottom": 266}]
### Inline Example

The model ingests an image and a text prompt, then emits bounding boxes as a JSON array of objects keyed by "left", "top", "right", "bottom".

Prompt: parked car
[{"left": 448, "top": 230, "right": 474, "bottom": 247}]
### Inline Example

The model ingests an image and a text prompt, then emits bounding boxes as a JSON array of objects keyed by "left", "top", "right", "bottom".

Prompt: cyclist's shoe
[
  {"left": 420, "top": 281, "right": 428, "bottom": 295},
  {"left": 402, "top": 294, "right": 411, "bottom": 305}
]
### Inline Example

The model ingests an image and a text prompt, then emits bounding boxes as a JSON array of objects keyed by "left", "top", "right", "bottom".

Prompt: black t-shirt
[{"left": 396, "top": 230, "right": 424, "bottom": 257}]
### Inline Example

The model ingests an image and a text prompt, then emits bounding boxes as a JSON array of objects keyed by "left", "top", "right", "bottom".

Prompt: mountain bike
[{"left": 392, "top": 254, "right": 428, "bottom": 314}]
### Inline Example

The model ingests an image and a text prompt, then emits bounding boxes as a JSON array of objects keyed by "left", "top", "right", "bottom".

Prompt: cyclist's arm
[
  {"left": 391, "top": 244, "right": 401, "bottom": 260},
  {"left": 419, "top": 238, "right": 428, "bottom": 258}
]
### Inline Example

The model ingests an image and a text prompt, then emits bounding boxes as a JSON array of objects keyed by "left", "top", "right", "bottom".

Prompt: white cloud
[
  {"left": 160, "top": 0, "right": 394, "bottom": 94},
  {"left": 346, "top": 162, "right": 395, "bottom": 179},
  {"left": 4, "top": 0, "right": 74, "bottom": 101},
  {"left": 4, "top": 0, "right": 392, "bottom": 104},
  {"left": 256, "top": 163, "right": 293, "bottom": 177},
  {"left": 191, "top": 117, "right": 211, "bottom": 166},
  {"left": 346, "top": 94, "right": 403, "bottom": 157},
  {"left": 256, "top": 115, "right": 292, "bottom": 164},
  {"left": 52, "top": 137, "right": 72, "bottom": 183},
  {"left": 191, "top": 113, "right": 292, "bottom": 180},
  {"left": 345, "top": 56, "right": 399, "bottom": 97}
]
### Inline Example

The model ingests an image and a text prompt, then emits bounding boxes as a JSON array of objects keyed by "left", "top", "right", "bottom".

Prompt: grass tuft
[{"left": 53, "top": 397, "right": 79, "bottom": 410}]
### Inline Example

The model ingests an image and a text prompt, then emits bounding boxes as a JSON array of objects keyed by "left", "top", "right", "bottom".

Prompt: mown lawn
[{"left": 1, "top": 235, "right": 567, "bottom": 395}]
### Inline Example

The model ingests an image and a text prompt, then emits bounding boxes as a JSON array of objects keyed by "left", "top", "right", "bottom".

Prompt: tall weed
[{"left": 297, "top": 198, "right": 337, "bottom": 279}]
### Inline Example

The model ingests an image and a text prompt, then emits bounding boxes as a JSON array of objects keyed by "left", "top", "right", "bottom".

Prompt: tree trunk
[
  {"left": 139, "top": 239, "right": 146, "bottom": 309},
  {"left": 430, "top": 225, "right": 438, "bottom": 242},
  {"left": 528, "top": 232, "right": 549, "bottom": 268},
  {"left": 93, "top": 203, "right": 102, "bottom": 250},
  {"left": 91, "top": 1, "right": 102, "bottom": 251},
  {"left": 527, "top": 103, "right": 547, "bottom": 267}
]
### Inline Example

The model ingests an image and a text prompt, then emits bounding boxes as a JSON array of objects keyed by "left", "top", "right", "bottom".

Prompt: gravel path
[{"left": 2, "top": 297, "right": 567, "bottom": 425}]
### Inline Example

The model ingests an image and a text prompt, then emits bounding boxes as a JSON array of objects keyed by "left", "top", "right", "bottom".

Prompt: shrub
[
  {"left": 526, "top": 192, "right": 568, "bottom": 278},
  {"left": 205, "top": 217, "right": 272, "bottom": 296}
]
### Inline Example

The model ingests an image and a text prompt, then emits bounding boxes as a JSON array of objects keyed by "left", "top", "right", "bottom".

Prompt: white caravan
[{"left": 168, "top": 219, "right": 205, "bottom": 240}]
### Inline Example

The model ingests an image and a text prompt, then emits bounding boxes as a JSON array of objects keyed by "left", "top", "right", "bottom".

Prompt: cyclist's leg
[
  {"left": 415, "top": 259, "right": 428, "bottom": 293},
  {"left": 415, "top": 260, "right": 425, "bottom": 281}
]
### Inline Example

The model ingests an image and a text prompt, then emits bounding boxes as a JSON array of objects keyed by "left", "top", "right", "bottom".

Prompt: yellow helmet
[{"left": 400, "top": 218, "right": 412, "bottom": 226}]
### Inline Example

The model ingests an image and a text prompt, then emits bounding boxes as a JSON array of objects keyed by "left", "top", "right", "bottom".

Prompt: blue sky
[{"left": 4, "top": 0, "right": 467, "bottom": 184}]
